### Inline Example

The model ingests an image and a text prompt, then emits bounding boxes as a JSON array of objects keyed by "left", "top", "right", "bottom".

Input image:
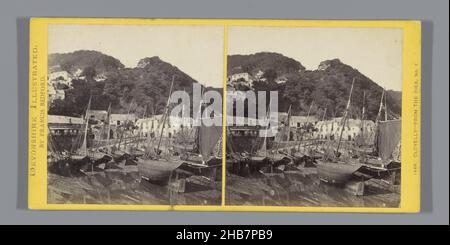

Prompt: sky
[
  {"left": 228, "top": 26, "right": 403, "bottom": 91},
  {"left": 48, "top": 24, "right": 224, "bottom": 88}
]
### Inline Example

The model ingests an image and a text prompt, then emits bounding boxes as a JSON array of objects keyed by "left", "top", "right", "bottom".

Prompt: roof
[
  {"left": 290, "top": 115, "right": 318, "bottom": 123},
  {"left": 315, "top": 118, "right": 375, "bottom": 128},
  {"left": 48, "top": 115, "right": 84, "bottom": 124},
  {"left": 110, "top": 114, "right": 137, "bottom": 121},
  {"left": 88, "top": 109, "right": 107, "bottom": 114}
]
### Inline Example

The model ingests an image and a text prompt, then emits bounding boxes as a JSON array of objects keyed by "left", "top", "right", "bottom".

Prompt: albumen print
[
  {"left": 226, "top": 26, "right": 403, "bottom": 207},
  {"left": 46, "top": 24, "right": 224, "bottom": 205}
]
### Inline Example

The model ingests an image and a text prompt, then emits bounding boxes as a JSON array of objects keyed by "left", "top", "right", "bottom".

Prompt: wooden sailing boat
[
  {"left": 316, "top": 78, "right": 363, "bottom": 185},
  {"left": 78, "top": 98, "right": 113, "bottom": 172},
  {"left": 357, "top": 88, "right": 402, "bottom": 185},
  {"left": 290, "top": 101, "right": 319, "bottom": 168},
  {"left": 174, "top": 88, "right": 223, "bottom": 181},
  {"left": 70, "top": 97, "right": 112, "bottom": 166},
  {"left": 245, "top": 98, "right": 273, "bottom": 171},
  {"left": 136, "top": 76, "right": 185, "bottom": 185},
  {"left": 248, "top": 99, "right": 293, "bottom": 174},
  {"left": 109, "top": 103, "right": 146, "bottom": 167},
  {"left": 50, "top": 97, "right": 96, "bottom": 176},
  {"left": 354, "top": 91, "right": 371, "bottom": 149}
]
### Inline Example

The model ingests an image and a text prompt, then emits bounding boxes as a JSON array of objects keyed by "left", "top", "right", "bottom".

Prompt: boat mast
[
  {"left": 127, "top": 99, "right": 134, "bottom": 115},
  {"left": 261, "top": 98, "right": 271, "bottom": 157},
  {"left": 375, "top": 89, "right": 385, "bottom": 123},
  {"left": 274, "top": 104, "right": 291, "bottom": 154},
  {"left": 195, "top": 91, "right": 204, "bottom": 154},
  {"left": 156, "top": 76, "right": 175, "bottom": 154},
  {"left": 336, "top": 78, "right": 355, "bottom": 155},
  {"left": 136, "top": 105, "right": 146, "bottom": 149},
  {"left": 315, "top": 107, "right": 327, "bottom": 151},
  {"left": 322, "top": 107, "right": 327, "bottom": 121},
  {"left": 119, "top": 99, "right": 134, "bottom": 151},
  {"left": 297, "top": 101, "right": 314, "bottom": 152},
  {"left": 106, "top": 103, "right": 111, "bottom": 153},
  {"left": 373, "top": 89, "right": 385, "bottom": 154},
  {"left": 303, "top": 101, "right": 314, "bottom": 152},
  {"left": 286, "top": 104, "right": 292, "bottom": 142},
  {"left": 361, "top": 91, "right": 366, "bottom": 143},
  {"left": 81, "top": 96, "right": 92, "bottom": 156},
  {"left": 384, "top": 88, "right": 388, "bottom": 121}
]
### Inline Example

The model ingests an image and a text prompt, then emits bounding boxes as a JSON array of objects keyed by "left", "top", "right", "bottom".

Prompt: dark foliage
[
  {"left": 228, "top": 53, "right": 402, "bottom": 121},
  {"left": 48, "top": 52, "right": 209, "bottom": 117},
  {"left": 49, "top": 50, "right": 124, "bottom": 74}
]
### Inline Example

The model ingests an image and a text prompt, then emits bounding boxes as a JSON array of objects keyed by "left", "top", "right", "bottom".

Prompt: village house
[
  {"left": 137, "top": 115, "right": 195, "bottom": 138},
  {"left": 314, "top": 117, "right": 375, "bottom": 142},
  {"left": 48, "top": 70, "right": 73, "bottom": 88},
  {"left": 110, "top": 114, "right": 137, "bottom": 126},
  {"left": 48, "top": 115, "right": 84, "bottom": 136},
  {"left": 287, "top": 115, "right": 319, "bottom": 140},
  {"left": 47, "top": 70, "right": 73, "bottom": 105},
  {"left": 227, "top": 72, "right": 254, "bottom": 87},
  {"left": 274, "top": 76, "right": 288, "bottom": 84},
  {"left": 254, "top": 70, "right": 265, "bottom": 80},
  {"left": 227, "top": 116, "right": 266, "bottom": 127},
  {"left": 73, "top": 68, "right": 84, "bottom": 78},
  {"left": 48, "top": 115, "right": 88, "bottom": 152},
  {"left": 289, "top": 115, "right": 318, "bottom": 128},
  {"left": 48, "top": 85, "right": 65, "bottom": 104},
  {"left": 86, "top": 110, "right": 108, "bottom": 123},
  {"left": 48, "top": 70, "right": 72, "bottom": 83},
  {"left": 94, "top": 73, "right": 107, "bottom": 82}
]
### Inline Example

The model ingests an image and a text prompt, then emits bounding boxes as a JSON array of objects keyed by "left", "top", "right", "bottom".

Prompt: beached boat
[
  {"left": 356, "top": 89, "right": 402, "bottom": 185},
  {"left": 49, "top": 97, "right": 115, "bottom": 175},
  {"left": 178, "top": 121, "right": 223, "bottom": 180},
  {"left": 316, "top": 160, "right": 362, "bottom": 184},
  {"left": 137, "top": 157, "right": 185, "bottom": 184},
  {"left": 315, "top": 78, "right": 358, "bottom": 185},
  {"left": 137, "top": 78, "right": 223, "bottom": 185},
  {"left": 136, "top": 77, "right": 181, "bottom": 185}
]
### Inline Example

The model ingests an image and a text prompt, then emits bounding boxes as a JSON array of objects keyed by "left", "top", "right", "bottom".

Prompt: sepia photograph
[
  {"left": 225, "top": 26, "right": 403, "bottom": 207},
  {"left": 0, "top": 0, "right": 443, "bottom": 226},
  {"left": 46, "top": 24, "right": 224, "bottom": 206}
]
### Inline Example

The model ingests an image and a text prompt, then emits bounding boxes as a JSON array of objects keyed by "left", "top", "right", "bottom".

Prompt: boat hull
[
  {"left": 316, "top": 160, "right": 362, "bottom": 185},
  {"left": 137, "top": 158, "right": 184, "bottom": 185},
  {"left": 178, "top": 158, "right": 222, "bottom": 181}
]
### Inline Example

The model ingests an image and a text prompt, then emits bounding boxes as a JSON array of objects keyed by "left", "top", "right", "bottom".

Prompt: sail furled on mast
[
  {"left": 81, "top": 96, "right": 92, "bottom": 156},
  {"left": 376, "top": 119, "right": 401, "bottom": 160},
  {"left": 198, "top": 122, "right": 222, "bottom": 161}
]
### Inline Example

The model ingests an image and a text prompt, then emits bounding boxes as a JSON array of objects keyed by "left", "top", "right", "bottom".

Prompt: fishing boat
[
  {"left": 227, "top": 126, "right": 272, "bottom": 175},
  {"left": 137, "top": 157, "right": 185, "bottom": 184},
  {"left": 316, "top": 78, "right": 361, "bottom": 185},
  {"left": 176, "top": 102, "right": 223, "bottom": 181},
  {"left": 137, "top": 77, "right": 225, "bottom": 186},
  {"left": 49, "top": 97, "right": 112, "bottom": 175},
  {"left": 279, "top": 101, "right": 322, "bottom": 169},
  {"left": 354, "top": 89, "right": 402, "bottom": 186},
  {"left": 316, "top": 159, "right": 362, "bottom": 184},
  {"left": 136, "top": 76, "right": 183, "bottom": 185},
  {"left": 359, "top": 120, "right": 402, "bottom": 184}
]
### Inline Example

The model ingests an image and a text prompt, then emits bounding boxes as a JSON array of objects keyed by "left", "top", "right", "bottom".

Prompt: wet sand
[
  {"left": 47, "top": 166, "right": 222, "bottom": 206},
  {"left": 226, "top": 168, "right": 400, "bottom": 207},
  {"left": 48, "top": 166, "right": 399, "bottom": 208}
]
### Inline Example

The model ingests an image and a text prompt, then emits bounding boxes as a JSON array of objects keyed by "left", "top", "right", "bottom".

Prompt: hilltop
[
  {"left": 227, "top": 53, "right": 402, "bottom": 121},
  {"left": 48, "top": 51, "right": 205, "bottom": 117}
]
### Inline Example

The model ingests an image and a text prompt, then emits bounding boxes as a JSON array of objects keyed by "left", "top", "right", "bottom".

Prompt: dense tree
[
  {"left": 48, "top": 53, "right": 204, "bottom": 117},
  {"left": 228, "top": 54, "right": 402, "bottom": 121}
]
